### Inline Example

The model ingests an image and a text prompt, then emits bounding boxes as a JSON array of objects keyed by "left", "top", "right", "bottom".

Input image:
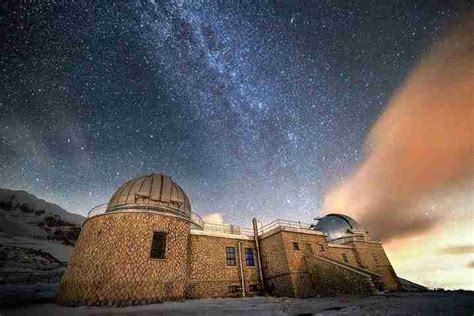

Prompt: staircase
[{"left": 304, "top": 255, "right": 385, "bottom": 295}]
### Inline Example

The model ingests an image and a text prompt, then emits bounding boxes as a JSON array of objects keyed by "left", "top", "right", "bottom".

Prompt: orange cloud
[{"left": 323, "top": 16, "right": 473, "bottom": 242}]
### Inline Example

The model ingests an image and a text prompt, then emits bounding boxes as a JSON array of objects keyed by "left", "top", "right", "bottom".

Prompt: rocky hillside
[
  {"left": 0, "top": 188, "right": 84, "bottom": 246},
  {"left": 0, "top": 188, "right": 86, "bottom": 272}
]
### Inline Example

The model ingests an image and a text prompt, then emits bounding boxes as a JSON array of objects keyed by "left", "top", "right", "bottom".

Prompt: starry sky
[{"left": 0, "top": 1, "right": 468, "bottom": 226}]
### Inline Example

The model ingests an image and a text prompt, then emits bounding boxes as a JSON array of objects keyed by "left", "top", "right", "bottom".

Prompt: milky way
[{"left": 0, "top": 1, "right": 467, "bottom": 225}]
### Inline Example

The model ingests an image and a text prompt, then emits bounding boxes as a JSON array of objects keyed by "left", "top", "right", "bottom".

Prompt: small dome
[
  {"left": 313, "top": 213, "right": 365, "bottom": 240},
  {"left": 106, "top": 173, "right": 191, "bottom": 218}
]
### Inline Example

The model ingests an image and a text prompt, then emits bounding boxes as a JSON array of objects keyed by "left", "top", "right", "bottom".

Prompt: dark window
[
  {"left": 150, "top": 232, "right": 167, "bottom": 259},
  {"left": 342, "top": 253, "right": 349, "bottom": 263},
  {"left": 292, "top": 242, "right": 299, "bottom": 250},
  {"left": 226, "top": 247, "right": 236, "bottom": 266},
  {"left": 245, "top": 248, "right": 255, "bottom": 266},
  {"left": 249, "top": 284, "right": 259, "bottom": 292},
  {"left": 305, "top": 243, "right": 313, "bottom": 255},
  {"left": 229, "top": 285, "right": 241, "bottom": 293},
  {"left": 318, "top": 244, "right": 324, "bottom": 252}
]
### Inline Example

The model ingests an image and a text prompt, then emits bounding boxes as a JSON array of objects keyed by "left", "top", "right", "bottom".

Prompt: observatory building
[{"left": 57, "top": 173, "right": 401, "bottom": 306}]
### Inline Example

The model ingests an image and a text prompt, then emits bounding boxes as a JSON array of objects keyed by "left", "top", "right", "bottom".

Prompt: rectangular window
[
  {"left": 229, "top": 285, "right": 241, "bottom": 293},
  {"left": 292, "top": 242, "right": 300, "bottom": 250},
  {"left": 342, "top": 253, "right": 349, "bottom": 263},
  {"left": 245, "top": 248, "right": 255, "bottom": 266},
  {"left": 226, "top": 247, "right": 236, "bottom": 266},
  {"left": 372, "top": 252, "right": 379, "bottom": 265},
  {"left": 305, "top": 243, "right": 313, "bottom": 255},
  {"left": 318, "top": 244, "right": 324, "bottom": 252},
  {"left": 150, "top": 232, "right": 167, "bottom": 259}
]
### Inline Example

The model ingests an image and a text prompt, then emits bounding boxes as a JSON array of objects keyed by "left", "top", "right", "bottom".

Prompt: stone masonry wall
[
  {"left": 259, "top": 229, "right": 398, "bottom": 297},
  {"left": 265, "top": 274, "right": 294, "bottom": 297},
  {"left": 324, "top": 245, "right": 358, "bottom": 266},
  {"left": 305, "top": 255, "right": 376, "bottom": 295},
  {"left": 278, "top": 230, "right": 332, "bottom": 297},
  {"left": 57, "top": 212, "right": 190, "bottom": 306},
  {"left": 259, "top": 229, "right": 330, "bottom": 297},
  {"left": 278, "top": 230, "right": 328, "bottom": 274},
  {"left": 259, "top": 230, "right": 290, "bottom": 277},
  {"left": 188, "top": 233, "right": 260, "bottom": 298},
  {"left": 290, "top": 272, "right": 317, "bottom": 298},
  {"left": 259, "top": 230, "right": 293, "bottom": 296},
  {"left": 346, "top": 240, "right": 402, "bottom": 291}
]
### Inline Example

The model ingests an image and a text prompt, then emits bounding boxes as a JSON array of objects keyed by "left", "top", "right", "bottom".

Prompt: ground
[{"left": 1, "top": 292, "right": 473, "bottom": 315}]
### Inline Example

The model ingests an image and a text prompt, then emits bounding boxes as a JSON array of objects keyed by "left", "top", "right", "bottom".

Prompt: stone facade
[
  {"left": 257, "top": 227, "right": 400, "bottom": 298},
  {"left": 57, "top": 173, "right": 402, "bottom": 306},
  {"left": 258, "top": 228, "right": 291, "bottom": 296},
  {"left": 188, "top": 232, "right": 260, "bottom": 298},
  {"left": 305, "top": 255, "right": 376, "bottom": 295},
  {"left": 345, "top": 240, "right": 401, "bottom": 291},
  {"left": 57, "top": 213, "right": 402, "bottom": 305},
  {"left": 57, "top": 211, "right": 191, "bottom": 306}
]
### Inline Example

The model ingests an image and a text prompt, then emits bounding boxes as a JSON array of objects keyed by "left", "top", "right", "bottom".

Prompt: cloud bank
[
  {"left": 202, "top": 212, "right": 225, "bottom": 224},
  {"left": 323, "top": 17, "right": 473, "bottom": 242}
]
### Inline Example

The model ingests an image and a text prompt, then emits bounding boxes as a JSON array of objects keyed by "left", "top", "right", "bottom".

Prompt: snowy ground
[
  {"left": 0, "top": 232, "right": 74, "bottom": 264},
  {"left": 1, "top": 291, "right": 473, "bottom": 315}
]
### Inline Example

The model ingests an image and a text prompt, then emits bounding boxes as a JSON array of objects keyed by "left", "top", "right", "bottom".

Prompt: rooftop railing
[
  {"left": 86, "top": 203, "right": 205, "bottom": 229},
  {"left": 200, "top": 222, "right": 254, "bottom": 236},
  {"left": 190, "top": 212, "right": 204, "bottom": 229},
  {"left": 87, "top": 204, "right": 108, "bottom": 218},
  {"left": 86, "top": 205, "right": 315, "bottom": 238},
  {"left": 259, "top": 219, "right": 313, "bottom": 235}
]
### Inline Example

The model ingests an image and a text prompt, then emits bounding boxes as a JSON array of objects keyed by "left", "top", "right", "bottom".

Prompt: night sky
[{"left": 0, "top": 1, "right": 468, "bottom": 225}]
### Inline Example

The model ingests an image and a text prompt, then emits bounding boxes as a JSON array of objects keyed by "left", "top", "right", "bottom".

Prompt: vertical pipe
[
  {"left": 237, "top": 241, "right": 246, "bottom": 297},
  {"left": 252, "top": 218, "right": 265, "bottom": 293}
]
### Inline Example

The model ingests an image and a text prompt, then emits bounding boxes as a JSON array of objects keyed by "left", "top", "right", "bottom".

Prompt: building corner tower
[{"left": 57, "top": 173, "right": 195, "bottom": 306}]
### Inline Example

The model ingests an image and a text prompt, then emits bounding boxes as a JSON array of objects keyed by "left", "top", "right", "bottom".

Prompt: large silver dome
[{"left": 313, "top": 213, "right": 365, "bottom": 240}]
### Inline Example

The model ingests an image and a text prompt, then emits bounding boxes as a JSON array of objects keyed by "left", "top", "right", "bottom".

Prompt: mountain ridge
[{"left": 0, "top": 188, "right": 86, "bottom": 272}]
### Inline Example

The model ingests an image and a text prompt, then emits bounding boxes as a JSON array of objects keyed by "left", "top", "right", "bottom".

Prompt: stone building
[{"left": 57, "top": 173, "right": 402, "bottom": 306}]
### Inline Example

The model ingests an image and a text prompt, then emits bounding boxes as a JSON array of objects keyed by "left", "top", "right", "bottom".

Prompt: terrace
[{"left": 86, "top": 204, "right": 316, "bottom": 238}]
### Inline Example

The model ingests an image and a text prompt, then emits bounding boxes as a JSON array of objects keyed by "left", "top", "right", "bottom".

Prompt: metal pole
[
  {"left": 252, "top": 218, "right": 265, "bottom": 293},
  {"left": 237, "top": 241, "right": 246, "bottom": 297}
]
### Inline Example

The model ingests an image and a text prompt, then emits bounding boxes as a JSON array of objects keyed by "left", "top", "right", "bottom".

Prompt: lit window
[
  {"left": 150, "top": 232, "right": 166, "bottom": 259},
  {"left": 245, "top": 248, "right": 255, "bottom": 266},
  {"left": 292, "top": 242, "right": 300, "bottom": 250},
  {"left": 342, "top": 253, "right": 349, "bottom": 263},
  {"left": 318, "top": 244, "right": 324, "bottom": 252},
  {"left": 226, "top": 247, "right": 236, "bottom": 266}
]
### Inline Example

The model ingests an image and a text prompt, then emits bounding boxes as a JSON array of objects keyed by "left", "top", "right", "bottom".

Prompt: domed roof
[
  {"left": 106, "top": 173, "right": 191, "bottom": 218},
  {"left": 313, "top": 213, "right": 365, "bottom": 240}
]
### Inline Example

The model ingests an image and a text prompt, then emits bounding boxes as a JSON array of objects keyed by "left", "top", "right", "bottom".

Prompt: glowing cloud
[
  {"left": 323, "top": 17, "right": 473, "bottom": 242},
  {"left": 202, "top": 212, "right": 225, "bottom": 224}
]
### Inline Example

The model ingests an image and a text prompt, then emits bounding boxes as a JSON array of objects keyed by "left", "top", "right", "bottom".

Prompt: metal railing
[
  {"left": 87, "top": 205, "right": 315, "bottom": 238},
  {"left": 87, "top": 203, "right": 108, "bottom": 218},
  {"left": 200, "top": 222, "right": 254, "bottom": 236},
  {"left": 0, "top": 271, "right": 64, "bottom": 285},
  {"left": 191, "top": 212, "right": 204, "bottom": 229},
  {"left": 259, "top": 219, "right": 313, "bottom": 235},
  {"left": 86, "top": 203, "right": 205, "bottom": 229}
]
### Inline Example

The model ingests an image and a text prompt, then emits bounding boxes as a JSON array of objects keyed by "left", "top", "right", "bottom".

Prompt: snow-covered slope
[
  {"left": 0, "top": 188, "right": 84, "bottom": 245},
  {"left": 0, "top": 188, "right": 86, "bottom": 271}
]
